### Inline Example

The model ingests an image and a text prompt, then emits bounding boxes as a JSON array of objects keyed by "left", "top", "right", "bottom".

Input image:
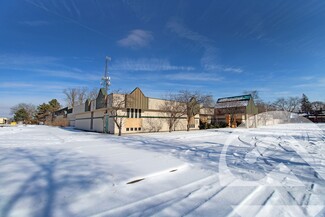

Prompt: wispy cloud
[
  {"left": 0, "top": 82, "right": 34, "bottom": 88},
  {"left": 117, "top": 29, "right": 153, "bottom": 49},
  {"left": 167, "top": 19, "right": 218, "bottom": 71},
  {"left": 111, "top": 58, "right": 194, "bottom": 72},
  {"left": 204, "top": 64, "right": 243, "bottom": 73},
  {"left": 223, "top": 67, "right": 243, "bottom": 73},
  {"left": 20, "top": 20, "right": 50, "bottom": 26},
  {"left": 165, "top": 72, "right": 223, "bottom": 82},
  {"left": 167, "top": 19, "right": 244, "bottom": 74},
  {"left": 35, "top": 69, "right": 99, "bottom": 81},
  {"left": 0, "top": 54, "right": 59, "bottom": 68}
]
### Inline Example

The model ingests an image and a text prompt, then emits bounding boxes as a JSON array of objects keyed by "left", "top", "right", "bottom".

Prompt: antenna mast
[{"left": 101, "top": 56, "right": 111, "bottom": 94}]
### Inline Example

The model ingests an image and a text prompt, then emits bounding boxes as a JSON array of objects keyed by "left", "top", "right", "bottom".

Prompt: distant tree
[
  {"left": 300, "top": 94, "right": 312, "bottom": 114},
  {"left": 273, "top": 97, "right": 301, "bottom": 113},
  {"left": 10, "top": 103, "right": 36, "bottom": 123},
  {"left": 77, "top": 87, "right": 88, "bottom": 105},
  {"left": 243, "top": 90, "right": 272, "bottom": 113},
  {"left": 48, "top": 99, "right": 61, "bottom": 112},
  {"left": 36, "top": 103, "right": 51, "bottom": 122},
  {"left": 63, "top": 87, "right": 100, "bottom": 107},
  {"left": 63, "top": 88, "right": 78, "bottom": 107},
  {"left": 177, "top": 90, "right": 213, "bottom": 131},
  {"left": 36, "top": 99, "right": 61, "bottom": 123},
  {"left": 243, "top": 90, "right": 261, "bottom": 103},
  {"left": 14, "top": 108, "right": 29, "bottom": 123},
  {"left": 311, "top": 101, "right": 324, "bottom": 114},
  {"left": 87, "top": 87, "right": 99, "bottom": 100},
  {"left": 160, "top": 93, "right": 186, "bottom": 132}
]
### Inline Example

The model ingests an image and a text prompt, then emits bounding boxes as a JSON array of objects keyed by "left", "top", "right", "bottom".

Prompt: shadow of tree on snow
[{"left": 0, "top": 147, "right": 112, "bottom": 217}]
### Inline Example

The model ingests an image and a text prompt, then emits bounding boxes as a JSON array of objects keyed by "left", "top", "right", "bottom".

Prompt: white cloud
[
  {"left": 111, "top": 58, "right": 195, "bottom": 72},
  {"left": 117, "top": 29, "right": 153, "bottom": 49}
]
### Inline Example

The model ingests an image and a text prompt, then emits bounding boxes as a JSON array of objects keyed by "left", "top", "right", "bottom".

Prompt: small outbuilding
[
  {"left": 0, "top": 117, "right": 8, "bottom": 125},
  {"left": 214, "top": 94, "right": 258, "bottom": 128}
]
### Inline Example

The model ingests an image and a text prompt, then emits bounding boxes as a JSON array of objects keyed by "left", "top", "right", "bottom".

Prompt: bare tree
[
  {"left": 311, "top": 101, "right": 324, "bottom": 113},
  {"left": 63, "top": 87, "right": 99, "bottom": 107},
  {"left": 178, "top": 90, "right": 214, "bottom": 131},
  {"left": 107, "top": 91, "right": 133, "bottom": 136},
  {"left": 273, "top": 97, "right": 301, "bottom": 113},
  {"left": 77, "top": 87, "right": 88, "bottom": 105},
  {"left": 87, "top": 87, "right": 99, "bottom": 100},
  {"left": 243, "top": 90, "right": 273, "bottom": 113},
  {"left": 63, "top": 88, "right": 78, "bottom": 107},
  {"left": 160, "top": 93, "right": 186, "bottom": 132},
  {"left": 144, "top": 118, "right": 163, "bottom": 132}
]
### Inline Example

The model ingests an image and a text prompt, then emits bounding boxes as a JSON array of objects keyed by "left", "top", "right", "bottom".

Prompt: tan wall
[
  {"left": 67, "top": 113, "right": 75, "bottom": 126},
  {"left": 73, "top": 92, "right": 200, "bottom": 134},
  {"left": 73, "top": 104, "right": 85, "bottom": 114},
  {"left": 75, "top": 112, "right": 91, "bottom": 131},
  {"left": 148, "top": 98, "right": 166, "bottom": 110}
]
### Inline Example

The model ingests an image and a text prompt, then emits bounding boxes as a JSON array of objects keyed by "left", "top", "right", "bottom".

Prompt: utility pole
[{"left": 101, "top": 56, "right": 111, "bottom": 94}]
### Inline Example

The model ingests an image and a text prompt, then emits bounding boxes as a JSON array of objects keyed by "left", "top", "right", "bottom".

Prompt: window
[
  {"left": 135, "top": 109, "right": 138, "bottom": 118},
  {"left": 126, "top": 128, "right": 129, "bottom": 131},
  {"left": 131, "top": 109, "right": 134, "bottom": 118},
  {"left": 131, "top": 128, "right": 133, "bottom": 131},
  {"left": 138, "top": 127, "right": 141, "bottom": 131},
  {"left": 135, "top": 128, "right": 137, "bottom": 131},
  {"left": 139, "top": 109, "right": 142, "bottom": 118},
  {"left": 127, "top": 108, "right": 130, "bottom": 118}
]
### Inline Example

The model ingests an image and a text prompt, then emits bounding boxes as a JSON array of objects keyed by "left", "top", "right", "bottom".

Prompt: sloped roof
[
  {"left": 217, "top": 94, "right": 251, "bottom": 103},
  {"left": 99, "top": 88, "right": 107, "bottom": 96},
  {"left": 215, "top": 94, "right": 251, "bottom": 109}
]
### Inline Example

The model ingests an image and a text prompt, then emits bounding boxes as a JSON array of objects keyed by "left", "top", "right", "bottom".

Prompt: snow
[{"left": 0, "top": 123, "right": 325, "bottom": 217}]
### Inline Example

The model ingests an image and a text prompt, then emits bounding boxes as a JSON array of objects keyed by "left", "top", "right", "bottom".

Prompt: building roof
[
  {"left": 217, "top": 94, "right": 251, "bottom": 103},
  {"left": 215, "top": 94, "right": 251, "bottom": 109}
]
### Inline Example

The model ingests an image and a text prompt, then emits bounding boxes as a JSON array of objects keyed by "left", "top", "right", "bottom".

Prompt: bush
[
  {"left": 215, "top": 121, "right": 227, "bottom": 128},
  {"left": 52, "top": 118, "right": 69, "bottom": 127}
]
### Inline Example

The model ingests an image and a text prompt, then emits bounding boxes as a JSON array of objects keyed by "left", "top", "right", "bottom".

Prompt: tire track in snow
[{"left": 89, "top": 174, "right": 221, "bottom": 217}]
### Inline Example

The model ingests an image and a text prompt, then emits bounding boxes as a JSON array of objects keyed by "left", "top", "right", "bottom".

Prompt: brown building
[{"left": 214, "top": 94, "right": 258, "bottom": 128}]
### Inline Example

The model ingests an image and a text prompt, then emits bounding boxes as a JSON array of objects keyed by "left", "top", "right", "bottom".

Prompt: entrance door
[{"left": 104, "top": 115, "right": 109, "bottom": 133}]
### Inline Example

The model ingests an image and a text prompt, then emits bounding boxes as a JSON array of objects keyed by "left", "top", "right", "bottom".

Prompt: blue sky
[{"left": 1, "top": 0, "right": 325, "bottom": 117}]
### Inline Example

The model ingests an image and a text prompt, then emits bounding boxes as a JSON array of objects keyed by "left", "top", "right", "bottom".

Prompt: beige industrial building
[
  {"left": 214, "top": 94, "right": 258, "bottom": 128},
  {"left": 70, "top": 88, "right": 200, "bottom": 134},
  {"left": 0, "top": 117, "right": 8, "bottom": 124}
]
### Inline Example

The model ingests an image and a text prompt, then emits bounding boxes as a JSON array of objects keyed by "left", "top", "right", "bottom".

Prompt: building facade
[
  {"left": 71, "top": 88, "right": 200, "bottom": 134},
  {"left": 214, "top": 94, "right": 258, "bottom": 128}
]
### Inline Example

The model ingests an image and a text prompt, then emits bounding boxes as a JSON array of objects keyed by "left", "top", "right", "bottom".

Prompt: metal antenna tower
[{"left": 101, "top": 56, "right": 111, "bottom": 94}]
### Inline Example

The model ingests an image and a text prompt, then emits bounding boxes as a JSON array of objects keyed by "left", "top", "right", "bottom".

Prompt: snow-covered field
[{"left": 0, "top": 124, "right": 325, "bottom": 217}]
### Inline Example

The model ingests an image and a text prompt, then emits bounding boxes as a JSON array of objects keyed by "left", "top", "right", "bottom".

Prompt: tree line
[
  {"left": 9, "top": 86, "right": 324, "bottom": 128},
  {"left": 245, "top": 91, "right": 324, "bottom": 114},
  {"left": 10, "top": 87, "right": 98, "bottom": 124}
]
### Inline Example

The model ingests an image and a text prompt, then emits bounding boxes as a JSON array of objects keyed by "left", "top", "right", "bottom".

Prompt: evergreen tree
[
  {"left": 48, "top": 99, "right": 61, "bottom": 112},
  {"left": 301, "top": 94, "right": 312, "bottom": 114},
  {"left": 36, "top": 103, "right": 51, "bottom": 122},
  {"left": 14, "top": 108, "right": 29, "bottom": 122}
]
